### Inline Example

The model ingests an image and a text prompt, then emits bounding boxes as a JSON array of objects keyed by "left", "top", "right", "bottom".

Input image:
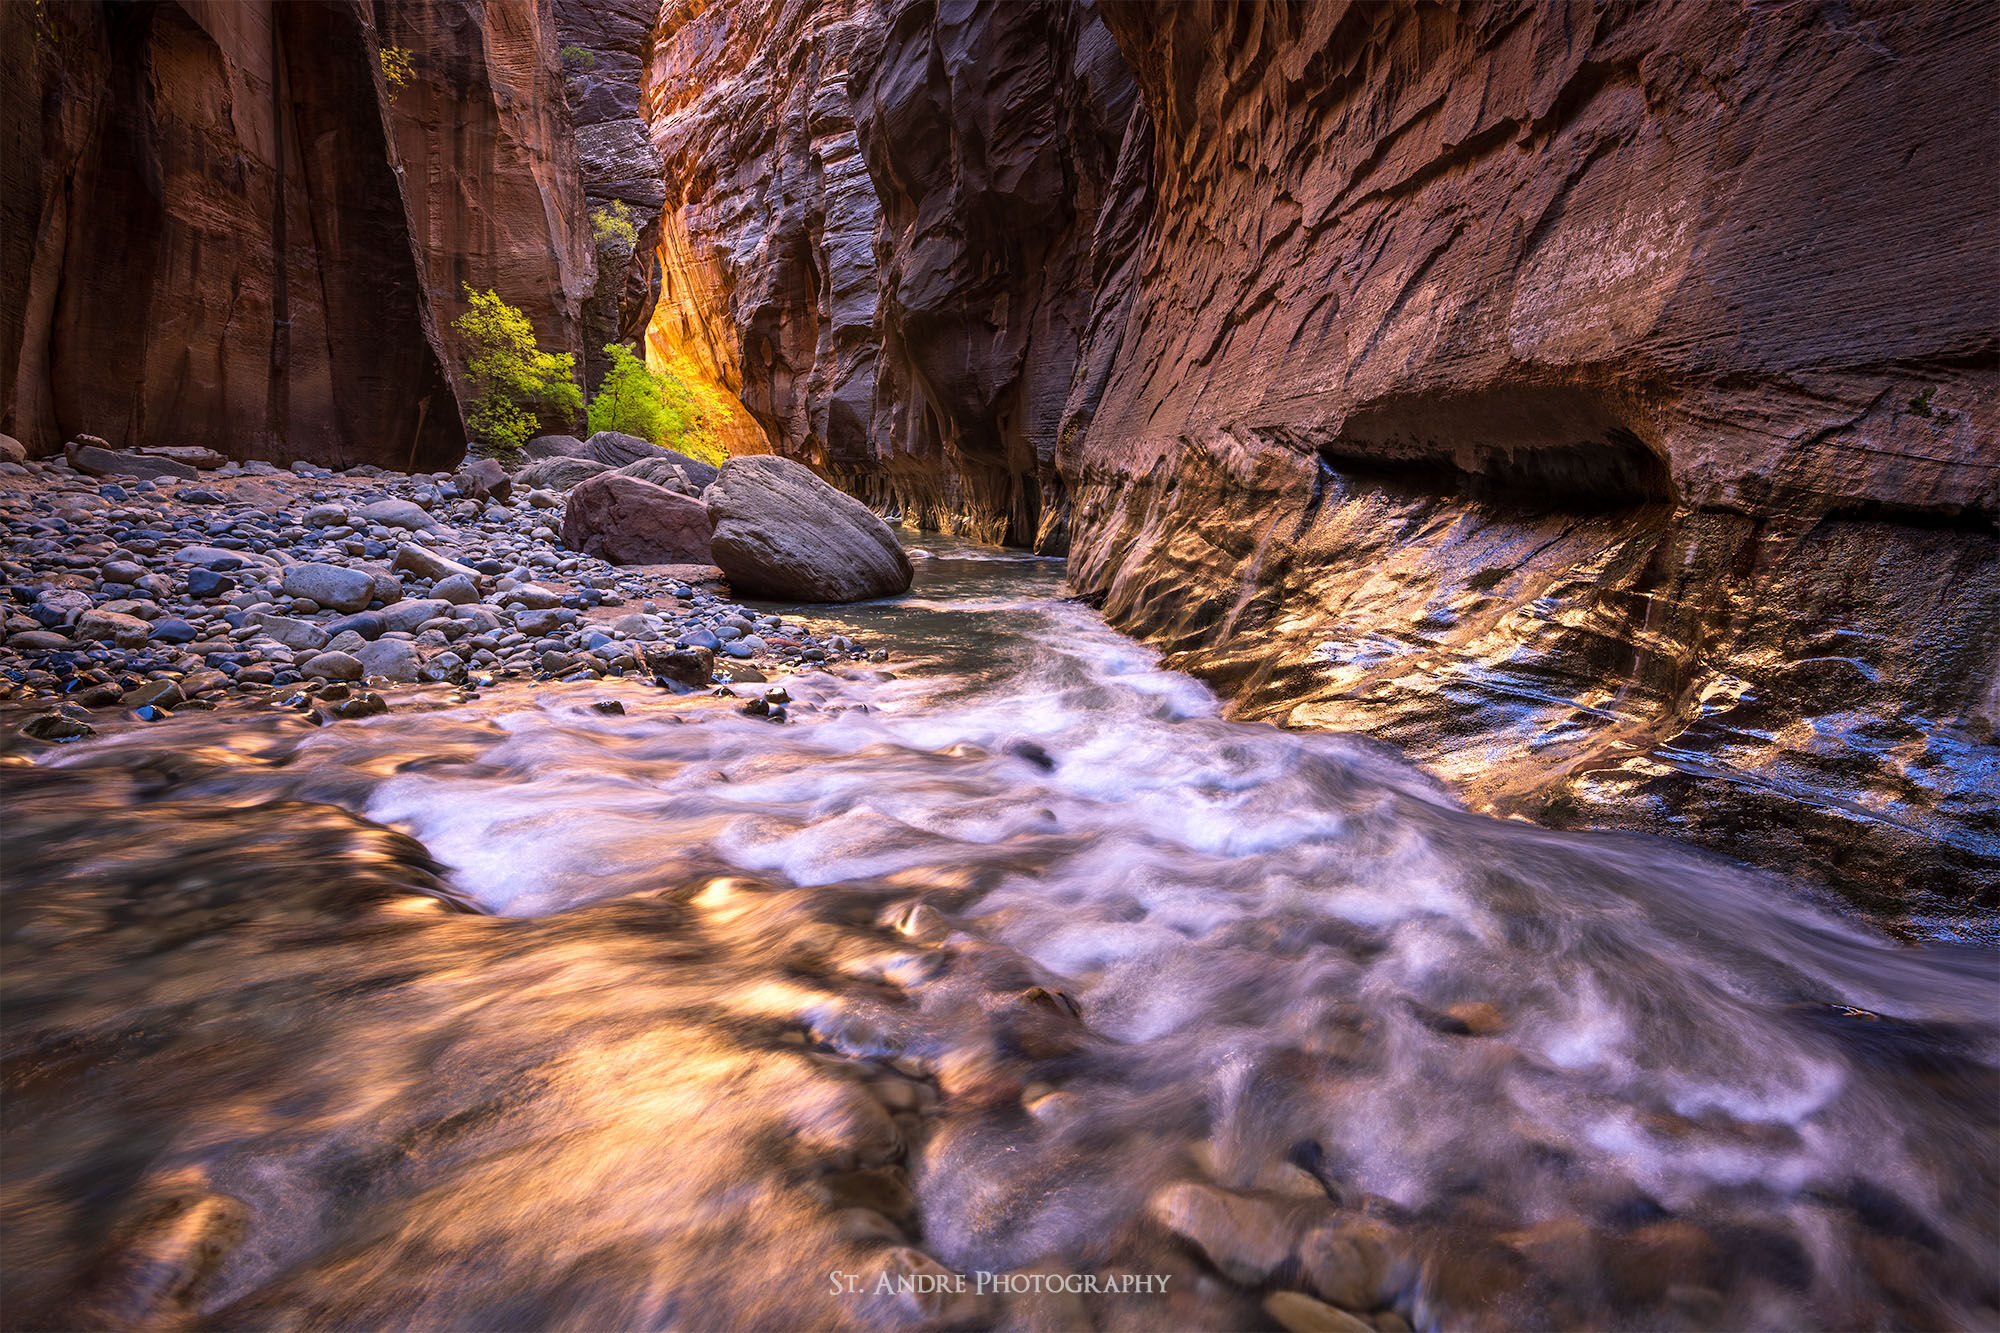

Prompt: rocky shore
[{"left": 0, "top": 442, "right": 890, "bottom": 741}]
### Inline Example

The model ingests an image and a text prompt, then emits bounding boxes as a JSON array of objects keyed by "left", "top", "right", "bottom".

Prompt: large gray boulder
[
  {"left": 583, "top": 431, "right": 659, "bottom": 467},
  {"left": 281, "top": 562, "right": 376, "bottom": 613},
  {"left": 617, "top": 447, "right": 718, "bottom": 492},
  {"left": 704, "top": 456, "right": 912, "bottom": 603},
  {"left": 523, "top": 434, "right": 590, "bottom": 460},
  {"left": 516, "top": 456, "right": 612, "bottom": 491}
]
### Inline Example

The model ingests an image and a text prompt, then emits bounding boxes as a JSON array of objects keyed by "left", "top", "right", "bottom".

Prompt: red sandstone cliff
[{"left": 0, "top": 0, "right": 595, "bottom": 469}]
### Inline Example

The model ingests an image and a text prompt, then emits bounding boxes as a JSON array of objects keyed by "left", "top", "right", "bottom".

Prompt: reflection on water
[{"left": 3, "top": 540, "right": 1996, "bottom": 1330}]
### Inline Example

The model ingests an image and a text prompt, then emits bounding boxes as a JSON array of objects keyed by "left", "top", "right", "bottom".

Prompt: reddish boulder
[{"left": 561, "top": 473, "right": 713, "bottom": 566}]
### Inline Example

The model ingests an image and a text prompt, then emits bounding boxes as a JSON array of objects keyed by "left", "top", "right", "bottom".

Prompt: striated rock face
[
  {"left": 378, "top": 0, "right": 597, "bottom": 386},
  {"left": 1, "top": 0, "right": 598, "bottom": 469},
  {"left": 646, "top": 0, "right": 1142, "bottom": 545},
  {"left": 1062, "top": 0, "right": 2000, "bottom": 910},
  {"left": 1, "top": 0, "right": 463, "bottom": 468},
  {"left": 553, "top": 0, "right": 667, "bottom": 388}
]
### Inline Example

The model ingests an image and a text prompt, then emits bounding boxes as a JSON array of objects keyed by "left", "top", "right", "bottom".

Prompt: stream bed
[{"left": 3, "top": 540, "right": 1996, "bottom": 1331}]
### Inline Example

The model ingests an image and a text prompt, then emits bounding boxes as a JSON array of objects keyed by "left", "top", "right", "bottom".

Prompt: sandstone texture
[
  {"left": 561, "top": 473, "right": 714, "bottom": 567},
  {"left": 1056, "top": 1, "right": 2000, "bottom": 907},
  {"left": 646, "top": 0, "right": 1139, "bottom": 544},
  {"left": 1, "top": 0, "right": 597, "bottom": 469},
  {"left": 705, "top": 456, "right": 913, "bottom": 603}
]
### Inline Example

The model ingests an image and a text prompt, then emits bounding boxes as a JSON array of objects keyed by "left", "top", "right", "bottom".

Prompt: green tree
[
  {"left": 587, "top": 344, "right": 721, "bottom": 463},
  {"left": 451, "top": 287, "right": 580, "bottom": 454}
]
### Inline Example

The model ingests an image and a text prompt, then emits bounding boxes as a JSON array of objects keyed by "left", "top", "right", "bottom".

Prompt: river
[{"left": 3, "top": 539, "right": 1995, "bottom": 1331}]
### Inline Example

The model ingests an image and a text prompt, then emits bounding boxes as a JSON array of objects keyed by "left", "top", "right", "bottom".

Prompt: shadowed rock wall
[
  {"left": 1065, "top": 0, "right": 2000, "bottom": 911},
  {"left": 1, "top": 0, "right": 598, "bottom": 469}
]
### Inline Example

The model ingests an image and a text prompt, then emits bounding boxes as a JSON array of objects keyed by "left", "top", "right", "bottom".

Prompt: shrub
[
  {"left": 586, "top": 345, "right": 728, "bottom": 465},
  {"left": 560, "top": 44, "right": 596, "bottom": 70},
  {"left": 380, "top": 44, "right": 414, "bottom": 91},
  {"left": 451, "top": 287, "right": 581, "bottom": 454},
  {"left": 590, "top": 203, "right": 639, "bottom": 251}
]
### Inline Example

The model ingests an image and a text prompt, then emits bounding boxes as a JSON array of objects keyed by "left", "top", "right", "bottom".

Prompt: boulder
[
  {"left": 704, "top": 456, "right": 912, "bottom": 602},
  {"left": 523, "top": 434, "right": 591, "bottom": 460},
  {"left": 645, "top": 645, "right": 715, "bottom": 692},
  {"left": 515, "top": 456, "right": 612, "bottom": 491},
  {"left": 615, "top": 449, "right": 719, "bottom": 492},
  {"left": 65, "top": 441, "right": 197, "bottom": 481},
  {"left": 455, "top": 457, "right": 512, "bottom": 503},
  {"left": 381, "top": 599, "right": 454, "bottom": 633},
  {"left": 0, "top": 434, "right": 27, "bottom": 464},
  {"left": 561, "top": 473, "right": 714, "bottom": 566},
  {"left": 582, "top": 430, "right": 660, "bottom": 467},
  {"left": 281, "top": 562, "right": 376, "bottom": 613}
]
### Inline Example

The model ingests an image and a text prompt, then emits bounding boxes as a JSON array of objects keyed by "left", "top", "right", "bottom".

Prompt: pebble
[{"left": 1, "top": 452, "right": 878, "bottom": 726}]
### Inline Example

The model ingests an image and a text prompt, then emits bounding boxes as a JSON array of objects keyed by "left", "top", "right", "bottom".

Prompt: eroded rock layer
[
  {"left": 2, "top": 0, "right": 599, "bottom": 469},
  {"left": 646, "top": 0, "right": 1141, "bottom": 545},
  {"left": 1063, "top": 0, "right": 2000, "bottom": 905}
]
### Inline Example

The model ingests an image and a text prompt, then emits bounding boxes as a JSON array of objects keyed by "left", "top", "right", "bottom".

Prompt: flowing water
[{"left": 3, "top": 541, "right": 1996, "bottom": 1331}]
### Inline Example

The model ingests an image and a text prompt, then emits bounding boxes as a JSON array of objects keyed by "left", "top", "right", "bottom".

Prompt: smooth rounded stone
[
  {"left": 454, "top": 457, "right": 511, "bottom": 503},
  {"left": 391, "top": 541, "right": 478, "bottom": 584},
  {"left": 1263, "top": 1292, "right": 1374, "bottom": 1333},
  {"left": 561, "top": 473, "right": 714, "bottom": 567},
  {"left": 21, "top": 711, "right": 95, "bottom": 741},
  {"left": 354, "top": 638, "right": 421, "bottom": 682},
  {"left": 325, "top": 630, "right": 370, "bottom": 654},
  {"left": 581, "top": 430, "right": 659, "bottom": 468},
  {"left": 354, "top": 499, "right": 438, "bottom": 532},
  {"left": 181, "top": 669, "right": 229, "bottom": 695},
  {"left": 184, "top": 567, "right": 234, "bottom": 598},
  {"left": 101, "top": 559, "right": 147, "bottom": 584},
  {"left": 714, "top": 624, "right": 743, "bottom": 641},
  {"left": 609, "top": 613, "right": 660, "bottom": 639},
  {"left": 148, "top": 618, "right": 198, "bottom": 644},
  {"left": 246, "top": 611, "right": 329, "bottom": 652},
  {"left": 323, "top": 611, "right": 388, "bottom": 641},
  {"left": 123, "top": 679, "right": 185, "bottom": 710},
  {"left": 0, "top": 433, "right": 24, "bottom": 464},
  {"left": 511, "top": 608, "right": 564, "bottom": 636},
  {"left": 76, "top": 608, "right": 151, "bottom": 648},
  {"left": 299, "top": 650, "right": 363, "bottom": 681},
  {"left": 514, "top": 456, "right": 611, "bottom": 491},
  {"left": 681, "top": 627, "right": 720, "bottom": 652},
  {"left": 1148, "top": 1182, "right": 1298, "bottom": 1285},
  {"left": 34, "top": 589, "right": 94, "bottom": 625},
  {"left": 523, "top": 489, "right": 561, "bottom": 509},
  {"left": 8, "top": 629, "right": 71, "bottom": 651},
  {"left": 430, "top": 574, "right": 479, "bottom": 605},
  {"left": 705, "top": 456, "right": 913, "bottom": 602},
  {"left": 381, "top": 599, "right": 452, "bottom": 634},
  {"left": 521, "top": 433, "right": 590, "bottom": 460},
  {"left": 506, "top": 583, "right": 561, "bottom": 610},
  {"left": 170, "top": 545, "right": 251, "bottom": 570},
  {"left": 726, "top": 664, "right": 767, "bottom": 683},
  {"left": 281, "top": 562, "right": 375, "bottom": 613},
  {"left": 302, "top": 504, "right": 347, "bottom": 527},
  {"left": 722, "top": 640, "right": 755, "bottom": 659}
]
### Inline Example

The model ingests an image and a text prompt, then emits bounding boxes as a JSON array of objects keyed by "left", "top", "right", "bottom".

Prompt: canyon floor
[{"left": 2, "top": 459, "right": 1997, "bottom": 1333}]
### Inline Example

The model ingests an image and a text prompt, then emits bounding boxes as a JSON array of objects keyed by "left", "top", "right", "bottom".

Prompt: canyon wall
[
  {"left": 646, "top": 0, "right": 1139, "bottom": 544},
  {"left": 639, "top": 0, "right": 1997, "bottom": 907},
  {"left": 0, "top": 0, "right": 598, "bottom": 469},
  {"left": 1062, "top": 0, "right": 2000, "bottom": 914}
]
